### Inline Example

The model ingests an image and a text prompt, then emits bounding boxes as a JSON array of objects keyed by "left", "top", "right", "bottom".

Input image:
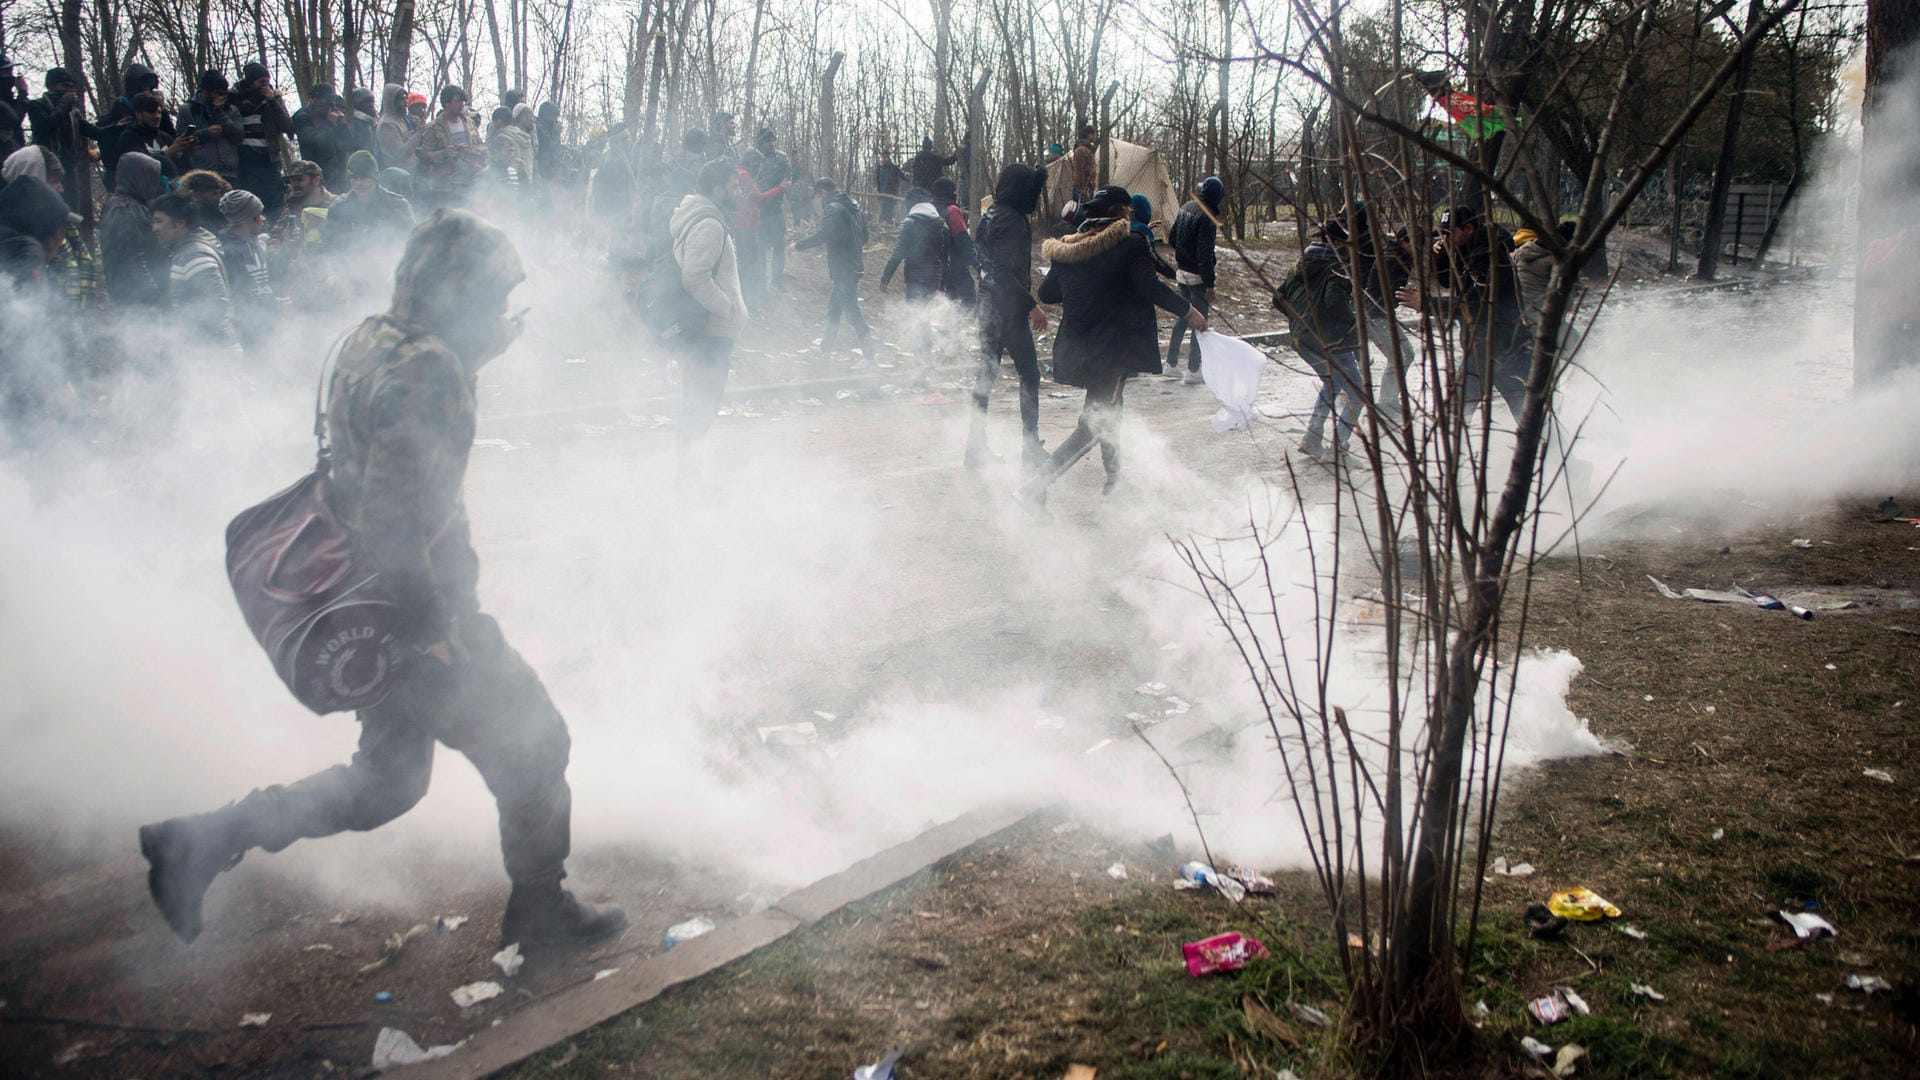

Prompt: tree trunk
[
  {"left": 484, "top": 0, "right": 509, "bottom": 100},
  {"left": 931, "top": 0, "right": 952, "bottom": 148},
  {"left": 1854, "top": 0, "right": 1920, "bottom": 386},
  {"left": 1214, "top": 0, "right": 1230, "bottom": 178},
  {"left": 819, "top": 50, "right": 844, "bottom": 182},
  {"left": 1695, "top": 0, "right": 1766, "bottom": 280},
  {"left": 385, "top": 0, "right": 416, "bottom": 85},
  {"left": 741, "top": 0, "right": 767, "bottom": 130},
  {"left": 963, "top": 67, "right": 989, "bottom": 208}
]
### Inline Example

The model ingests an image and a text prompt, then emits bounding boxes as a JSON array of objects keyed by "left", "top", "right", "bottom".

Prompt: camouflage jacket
[{"left": 323, "top": 314, "right": 480, "bottom": 645}]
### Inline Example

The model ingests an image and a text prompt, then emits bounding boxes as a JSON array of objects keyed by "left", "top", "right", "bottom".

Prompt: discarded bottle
[
  {"left": 1179, "top": 862, "right": 1248, "bottom": 902},
  {"left": 662, "top": 916, "right": 716, "bottom": 949}
]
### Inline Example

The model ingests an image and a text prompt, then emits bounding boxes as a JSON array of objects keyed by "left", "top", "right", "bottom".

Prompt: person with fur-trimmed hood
[
  {"left": 1019, "top": 185, "right": 1204, "bottom": 509},
  {"left": 138, "top": 208, "right": 628, "bottom": 952},
  {"left": 968, "top": 161, "right": 1049, "bottom": 471}
]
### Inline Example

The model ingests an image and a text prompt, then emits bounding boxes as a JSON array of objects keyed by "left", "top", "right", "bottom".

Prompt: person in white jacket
[{"left": 670, "top": 159, "right": 746, "bottom": 487}]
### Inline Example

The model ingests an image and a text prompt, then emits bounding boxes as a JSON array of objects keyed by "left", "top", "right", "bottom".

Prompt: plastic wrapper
[{"left": 1182, "top": 931, "right": 1269, "bottom": 976}]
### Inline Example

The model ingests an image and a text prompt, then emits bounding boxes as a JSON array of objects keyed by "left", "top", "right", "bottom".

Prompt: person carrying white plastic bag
[{"left": 1196, "top": 329, "right": 1268, "bottom": 431}]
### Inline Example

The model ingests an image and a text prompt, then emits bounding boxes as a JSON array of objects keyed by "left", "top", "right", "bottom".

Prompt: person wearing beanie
[
  {"left": 415, "top": 86, "right": 487, "bottom": 207},
  {"left": 348, "top": 86, "right": 378, "bottom": 159},
  {"left": 138, "top": 208, "right": 627, "bottom": 953},
  {"left": 794, "top": 176, "right": 875, "bottom": 366},
  {"left": 969, "top": 161, "right": 1051, "bottom": 471},
  {"left": 380, "top": 165, "right": 414, "bottom": 202},
  {"left": 929, "top": 175, "right": 976, "bottom": 307},
  {"left": 215, "top": 187, "right": 276, "bottom": 349},
  {"left": 291, "top": 85, "right": 352, "bottom": 192},
  {"left": 25, "top": 65, "right": 108, "bottom": 211},
  {"left": 232, "top": 60, "right": 295, "bottom": 214},
  {"left": 377, "top": 84, "right": 417, "bottom": 172},
  {"left": 180, "top": 71, "right": 244, "bottom": 184},
  {"left": 0, "top": 54, "right": 28, "bottom": 149},
  {"left": 669, "top": 159, "right": 747, "bottom": 487},
  {"left": 741, "top": 127, "right": 791, "bottom": 289},
  {"left": 405, "top": 92, "right": 428, "bottom": 129},
  {"left": 1165, "top": 176, "right": 1224, "bottom": 382},
  {"left": 326, "top": 148, "right": 414, "bottom": 254},
  {"left": 151, "top": 189, "right": 242, "bottom": 353},
  {"left": 908, "top": 135, "right": 957, "bottom": 192},
  {"left": 1273, "top": 218, "right": 1366, "bottom": 462},
  {"left": 1018, "top": 183, "right": 1203, "bottom": 509}
]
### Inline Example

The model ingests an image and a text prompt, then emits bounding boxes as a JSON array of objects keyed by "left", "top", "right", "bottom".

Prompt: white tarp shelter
[{"left": 1040, "top": 138, "right": 1182, "bottom": 227}]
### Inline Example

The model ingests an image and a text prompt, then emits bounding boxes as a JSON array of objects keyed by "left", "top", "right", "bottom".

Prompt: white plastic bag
[{"left": 1196, "top": 331, "right": 1268, "bottom": 432}]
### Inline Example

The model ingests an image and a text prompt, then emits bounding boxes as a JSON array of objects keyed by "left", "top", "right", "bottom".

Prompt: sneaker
[
  {"left": 1014, "top": 483, "right": 1051, "bottom": 519},
  {"left": 502, "top": 882, "right": 628, "bottom": 947},
  {"left": 1022, "top": 441, "right": 1049, "bottom": 474},
  {"left": 1183, "top": 369, "right": 1204, "bottom": 385},
  {"left": 1297, "top": 439, "right": 1328, "bottom": 463},
  {"left": 139, "top": 816, "right": 246, "bottom": 944}
]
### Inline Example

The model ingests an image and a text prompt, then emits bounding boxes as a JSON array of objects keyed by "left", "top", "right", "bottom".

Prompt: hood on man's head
[
  {"left": 0, "top": 175, "right": 73, "bottom": 244},
  {"left": 1130, "top": 193, "right": 1153, "bottom": 223},
  {"left": 1199, "top": 176, "right": 1225, "bottom": 211},
  {"left": 380, "top": 167, "right": 413, "bottom": 199},
  {"left": 114, "top": 151, "right": 164, "bottom": 202},
  {"left": 3, "top": 146, "right": 49, "bottom": 184},
  {"left": 122, "top": 63, "right": 158, "bottom": 96},
  {"left": 45, "top": 67, "right": 76, "bottom": 91},
  {"left": 907, "top": 202, "right": 940, "bottom": 220},
  {"left": 390, "top": 208, "right": 524, "bottom": 333},
  {"left": 991, "top": 163, "right": 1045, "bottom": 215},
  {"left": 930, "top": 177, "right": 957, "bottom": 204},
  {"left": 242, "top": 61, "right": 270, "bottom": 85},
  {"left": 381, "top": 84, "right": 407, "bottom": 114}
]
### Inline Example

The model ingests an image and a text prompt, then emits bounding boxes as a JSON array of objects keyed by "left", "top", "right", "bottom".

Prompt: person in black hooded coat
[
  {"left": 968, "top": 161, "right": 1048, "bottom": 470},
  {"left": 1020, "top": 185, "right": 1204, "bottom": 506},
  {"left": 0, "top": 173, "right": 70, "bottom": 285}
]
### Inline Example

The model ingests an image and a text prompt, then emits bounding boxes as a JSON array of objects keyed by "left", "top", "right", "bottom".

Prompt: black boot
[
  {"left": 1022, "top": 439, "right": 1048, "bottom": 475},
  {"left": 501, "top": 880, "right": 628, "bottom": 947},
  {"left": 138, "top": 814, "right": 246, "bottom": 944}
]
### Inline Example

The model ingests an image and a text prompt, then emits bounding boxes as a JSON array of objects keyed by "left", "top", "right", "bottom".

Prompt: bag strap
[
  {"left": 671, "top": 208, "right": 726, "bottom": 275},
  {"left": 312, "top": 325, "right": 417, "bottom": 473}
]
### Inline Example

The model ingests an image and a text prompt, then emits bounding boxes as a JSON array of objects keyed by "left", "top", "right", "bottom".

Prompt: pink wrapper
[{"left": 1183, "top": 931, "right": 1270, "bottom": 976}]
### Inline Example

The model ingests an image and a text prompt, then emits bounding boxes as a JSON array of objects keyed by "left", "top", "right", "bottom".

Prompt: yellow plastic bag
[{"left": 1547, "top": 887, "right": 1622, "bottom": 921}]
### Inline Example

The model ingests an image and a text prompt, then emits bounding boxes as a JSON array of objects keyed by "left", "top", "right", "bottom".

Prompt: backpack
[
  {"left": 1274, "top": 248, "right": 1353, "bottom": 344},
  {"left": 637, "top": 208, "right": 722, "bottom": 345}
]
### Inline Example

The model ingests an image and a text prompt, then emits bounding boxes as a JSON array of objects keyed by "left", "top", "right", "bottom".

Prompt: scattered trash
[
  {"left": 373, "top": 991, "right": 393, "bottom": 1004},
  {"left": 372, "top": 1027, "right": 463, "bottom": 1068},
  {"left": 1630, "top": 983, "right": 1666, "bottom": 1002},
  {"left": 1647, "top": 575, "right": 1684, "bottom": 599},
  {"left": 1082, "top": 738, "right": 1113, "bottom": 755},
  {"left": 302, "top": 943, "right": 336, "bottom": 952},
  {"left": 1735, "top": 585, "right": 1814, "bottom": 619},
  {"left": 1775, "top": 910, "right": 1838, "bottom": 940},
  {"left": 450, "top": 981, "right": 503, "bottom": 1008},
  {"left": 594, "top": 968, "right": 621, "bottom": 981},
  {"left": 358, "top": 923, "right": 430, "bottom": 975},
  {"left": 1553, "top": 1044, "right": 1587, "bottom": 1077},
  {"left": 1528, "top": 987, "right": 1590, "bottom": 1024},
  {"left": 1134, "top": 682, "right": 1169, "bottom": 696},
  {"left": 1033, "top": 713, "right": 1067, "bottom": 731},
  {"left": 1107, "top": 862, "right": 1129, "bottom": 881},
  {"left": 1163, "top": 695, "right": 1192, "bottom": 715},
  {"left": 1863, "top": 768, "right": 1894, "bottom": 783},
  {"left": 53, "top": 1041, "right": 93, "bottom": 1066},
  {"left": 1194, "top": 331, "right": 1268, "bottom": 432},
  {"left": 563, "top": 356, "right": 588, "bottom": 365},
  {"left": 328, "top": 912, "right": 361, "bottom": 926},
  {"left": 1547, "top": 887, "right": 1621, "bottom": 921},
  {"left": 662, "top": 916, "right": 716, "bottom": 949},
  {"left": 1289, "top": 1002, "right": 1330, "bottom": 1027},
  {"left": 1712, "top": 828, "right": 1725, "bottom": 841},
  {"left": 239, "top": 1013, "right": 271, "bottom": 1028},
  {"left": 1052, "top": 821, "right": 1082, "bottom": 836},
  {"left": 1845, "top": 974, "right": 1892, "bottom": 993},
  {"left": 1618, "top": 924, "right": 1648, "bottom": 940},
  {"left": 756, "top": 721, "right": 818, "bottom": 747},
  {"left": 492, "top": 943, "right": 523, "bottom": 977},
  {"left": 1182, "top": 931, "right": 1270, "bottom": 976},
  {"left": 1179, "top": 862, "right": 1248, "bottom": 902},
  {"left": 1791, "top": 538, "right": 1813, "bottom": 548},
  {"left": 434, "top": 915, "right": 468, "bottom": 934},
  {"left": 1520, "top": 1035, "right": 1554, "bottom": 1059},
  {"left": 1472, "top": 1000, "right": 1492, "bottom": 1024},
  {"left": 1227, "top": 866, "right": 1276, "bottom": 895},
  {"left": 1525, "top": 903, "right": 1569, "bottom": 940},
  {"left": 1063, "top": 1066, "right": 1098, "bottom": 1080},
  {"left": 852, "top": 1048, "right": 903, "bottom": 1080},
  {"left": 835, "top": 389, "right": 857, "bottom": 400},
  {"left": 1493, "top": 857, "right": 1537, "bottom": 878}
]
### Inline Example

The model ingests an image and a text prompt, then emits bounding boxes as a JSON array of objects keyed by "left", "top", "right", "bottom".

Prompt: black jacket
[
  {"left": 975, "top": 163, "right": 1045, "bottom": 317},
  {"left": 1169, "top": 199, "right": 1218, "bottom": 287},
  {"left": 325, "top": 186, "right": 415, "bottom": 248},
  {"left": 1273, "top": 240, "right": 1359, "bottom": 352},
  {"left": 180, "top": 96, "right": 246, "bottom": 178},
  {"left": 794, "top": 192, "right": 866, "bottom": 280},
  {"left": 98, "top": 151, "right": 168, "bottom": 308},
  {"left": 293, "top": 110, "right": 352, "bottom": 190},
  {"left": 27, "top": 92, "right": 109, "bottom": 176},
  {"left": 100, "top": 117, "right": 179, "bottom": 194},
  {"left": 1038, "top": 218, "right": 1192, "bottom": 387},
  {"left": 0, "top": 175, "right": 69, "bottom": 286},
  {"left": 1435, "top": 227, "right": 1530, "bottom": 360},
  {"left": 907, "top": 147, "right": 956, "bottom": 190},
  {"left": 880, "top": 203, "right": 948, "bottom": 298}
]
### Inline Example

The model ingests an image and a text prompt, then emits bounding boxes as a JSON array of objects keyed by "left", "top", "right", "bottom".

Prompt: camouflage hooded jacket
[{"left": 322, "top": 210, "right": 523, "bottom": 646}]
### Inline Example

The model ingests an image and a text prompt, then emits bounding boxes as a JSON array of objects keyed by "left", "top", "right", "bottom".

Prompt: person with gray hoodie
[
  {"left": 669, "top": 159, "right": 746, "bottom": 487},
  {"left": 99, "top": 150, "right": 168, "bottom": 309}
]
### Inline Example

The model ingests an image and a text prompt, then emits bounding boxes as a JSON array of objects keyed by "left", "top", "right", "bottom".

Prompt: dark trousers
[
  {"left": 210, "top": 614, "right": 571, "bottom": 886},
  {"left": 735, "top": 231, "right": 765, "bottom": 315},
  {"left": 760, "top": 208, "right": 787, "bottom": 284},
  {"left": 1038, "top": 370, "right": 1128, "bottom": 485},
  {"left": 822, "top": 275, "right": 871, "bottom": 349},
  {"left": 1464, "top": 344, "right": 1530, "bottom": 421},
  {"left": 238, "top": 158, "right": 285, "bottom": 215},
  {"left": 973, "top": 301, "right": 1041, "bottom": 445},
  {"left": 678, "top": 334, "right": 734, "bottom": 456},
  {"left": 1298, "top": 341, "right": 1365, "bottom": 451},
  {"left": 1166, "top": 283, "right": 1209, "bottom": 371}
]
